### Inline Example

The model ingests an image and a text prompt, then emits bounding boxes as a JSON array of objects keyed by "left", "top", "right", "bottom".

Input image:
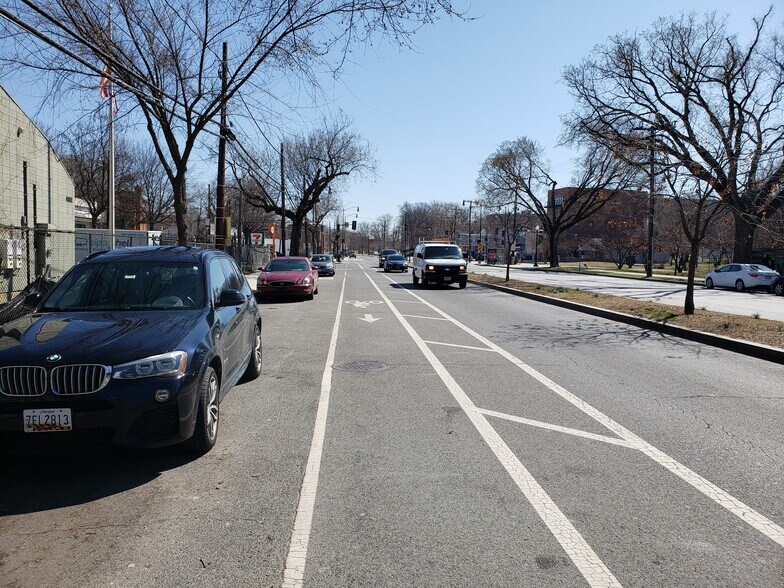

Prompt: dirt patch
[{"left": 469, "top": 273, "right": 784, "bottom": 349}]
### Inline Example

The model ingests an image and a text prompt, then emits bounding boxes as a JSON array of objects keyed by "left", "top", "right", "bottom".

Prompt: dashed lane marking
[
  {"left": 479, "top": 408, "right": 634, "bottom": 448},
  {"left": 423, "top": 341, "right": 496, "bottom": 352},
  {"left": 400, "top": 314, "right": 450, "bottom": 321}
]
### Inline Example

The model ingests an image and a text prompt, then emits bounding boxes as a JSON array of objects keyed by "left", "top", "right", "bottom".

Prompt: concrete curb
[{"left": 469, "top": 278, "right": 784, "bottom": 366}]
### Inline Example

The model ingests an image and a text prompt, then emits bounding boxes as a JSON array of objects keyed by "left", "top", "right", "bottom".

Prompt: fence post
[{"left": 34, "top": 223, "right": 48, "bottom": 277}]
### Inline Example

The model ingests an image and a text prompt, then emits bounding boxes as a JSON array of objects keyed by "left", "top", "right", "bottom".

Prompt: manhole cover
[{"left": 332, "top": 361, "right": 389, "bottom": 373}]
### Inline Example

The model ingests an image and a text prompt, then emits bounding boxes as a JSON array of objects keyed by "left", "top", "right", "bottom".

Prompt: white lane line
[
  {"left": 401, "top": 314, "right": 450, "bottom": 321},
  {"left": 282, "top": 274, "right": 348, "bottom": 587},
  {"left": 357, "top": 263, "right": 364, "bottom": 270},
  {"left": 395, "top": 282, "right": 784, "bottom": 550},
  {"left": 423, "top": 340, "right": 496, "bottom": 352},
  {"left": 479, "top": 408, "right": 634, "bottom": 448},
  {"left": 364, "top": 272, "right": 623, "bottom": 588},
  {"left": 386, "top": 299, "right": 424, "bottom": 304}
]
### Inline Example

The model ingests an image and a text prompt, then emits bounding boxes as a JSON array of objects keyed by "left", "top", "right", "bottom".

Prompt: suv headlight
[
  {"left": 459, "top": 265, "right": 467, "bottom": 273},
  {"left": 427, "top": 265, "right": 436, "bottom": 271},
  {"left": 113, "top": 351, "right": 188, "bottom": 379}
]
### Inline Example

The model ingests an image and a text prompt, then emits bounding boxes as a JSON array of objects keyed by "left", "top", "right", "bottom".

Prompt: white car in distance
[{"left": 705, "top": 263, "right": 779, "bottom": 292}]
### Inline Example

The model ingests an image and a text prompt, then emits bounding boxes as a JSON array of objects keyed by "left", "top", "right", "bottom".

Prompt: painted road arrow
[{"left": 358, "top": 314, "right": 381, "bottom": 323}]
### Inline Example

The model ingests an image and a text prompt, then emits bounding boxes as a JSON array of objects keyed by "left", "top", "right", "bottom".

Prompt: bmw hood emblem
[{"left": 47, "top": 354, "right": 62, "bottom": 362}]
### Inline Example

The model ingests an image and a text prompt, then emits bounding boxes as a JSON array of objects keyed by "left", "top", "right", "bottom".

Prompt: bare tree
[
  {"left": 2, "top": 0, "right": 463, "bottom": 245},
  {"left": 230, "top": 116, "right": 374, "bottom": 255},
  {"left": 563, "top": 9, "right": 784, "bottom": 262},
  {"left": 57, "top": 119, "right": 108, "bottom": 228},
  {"left": 662, "top": 168, "right": 725, "bottom": 314},
  {"left": 477, "top": 137, "right": 637, "bottom": 267},
  {"left": 131, "top": 147, "right": 174, "bottom": 230}
]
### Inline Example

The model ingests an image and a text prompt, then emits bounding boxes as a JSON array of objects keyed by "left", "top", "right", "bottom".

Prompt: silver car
[
  {"left": 705, "top": 264, "right": 779, "bottom": 292},
  {"left": 310, "top": 254, "right": 335, "bottom": 276}
]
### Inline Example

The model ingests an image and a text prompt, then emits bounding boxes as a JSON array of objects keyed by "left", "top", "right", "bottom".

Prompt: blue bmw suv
[{"left": 0, "top": 246, "right": 261, "bottom": 453}]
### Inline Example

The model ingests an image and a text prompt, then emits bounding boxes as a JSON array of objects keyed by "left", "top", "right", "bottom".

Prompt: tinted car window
[
  {"left": 312, "top": 255, "right": 331, "bottom": 262},
  {"left": 219, "top": 258, "right": 244, "bottom": 291},
  {"left": 42, "top": 261, "right": 205, "bottom": 310},
  {"left": 209, "top": 259, "right": 231, "bottom": 302}
]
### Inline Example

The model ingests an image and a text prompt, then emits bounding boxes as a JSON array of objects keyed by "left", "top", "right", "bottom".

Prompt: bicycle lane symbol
[{"left": 344, "top": 300, "right": 384, "bottom": 309}]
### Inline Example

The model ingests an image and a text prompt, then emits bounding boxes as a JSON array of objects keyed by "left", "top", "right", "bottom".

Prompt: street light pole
[
  {"left": 646, "top": 130, "right": 655, "bottom": 278},
  {"left": 462, "top": 199, "right": 473, "bottom": 262},
  {"left": 534, "top": 224, "right": 540, "bottom": 267}
]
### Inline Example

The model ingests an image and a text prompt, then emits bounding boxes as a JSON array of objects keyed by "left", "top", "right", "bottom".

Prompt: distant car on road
[
  {"left": 257, "top": 257, "right": 319, "bottom": 300},
  {"left": 0, "top": 246, "right": 261, "bottom": 454},
  {"left": 384, "top": 254, "right": 408, "bottom": 272},
  {"left": 348, "top": 251, "right": 357, "bottom": 258},
  {"left": 705, "top": 263, "right": 779, "bottom": 292},
  {"left": 310, "top": 254, "right": 335, "bottom": 277},
  {"left": 378, "top": 249, "right": 398, "bottom": 268}
]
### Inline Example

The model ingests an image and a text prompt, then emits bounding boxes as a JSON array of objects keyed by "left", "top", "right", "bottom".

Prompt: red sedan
[{"left": 256, "top": 257, "right": 319, "bottom": 300}]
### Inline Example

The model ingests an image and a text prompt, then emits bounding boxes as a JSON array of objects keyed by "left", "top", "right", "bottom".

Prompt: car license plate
[
  {"left": 444, "top": 276, "right": 452, "bottom": 283},
  {"left": 23, "top": 408, "right": 72, "bottom": 433}
]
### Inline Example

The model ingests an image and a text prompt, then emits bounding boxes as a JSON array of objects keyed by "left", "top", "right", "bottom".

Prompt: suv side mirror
[
  {"left": 217, "top": 289, "right": 245, "bottom": 307},
  {"left": 23, "top": 292, "right": 43, "bottom": 309}
]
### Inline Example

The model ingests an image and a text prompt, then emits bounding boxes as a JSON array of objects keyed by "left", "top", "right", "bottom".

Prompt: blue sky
[
  {"left": 323, "top": 0, "right": 778, "bottom": 225},
  {"left": 3, "top": 0, "right": 778, "bottom": 229}
]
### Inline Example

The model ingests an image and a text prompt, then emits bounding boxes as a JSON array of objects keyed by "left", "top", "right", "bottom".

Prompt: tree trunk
[
  {"left": 173, "top": 174, "right": 188, "bottom": 246},
  {"left": 289, "top": 215, "right": 303, "bottom": 256},
  {"left": 731, "top": 210, "right": 755, "bottom": 263},
  {"left": 683, "top": 239, "right": 701, "bottom": 316},
  {"left": 548, "top": 231, "right": 559, "bottom": 268}
]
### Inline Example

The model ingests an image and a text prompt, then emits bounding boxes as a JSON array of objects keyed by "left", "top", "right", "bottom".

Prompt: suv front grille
[
  {"left": 0, "top": 367, "right": 47, "bottom": 397},
  {"left": 51, "top": 365, "right": 111, "bottom": 395},
  {"left": 0, "top": 365, "right": 111, "bottom": 397}
]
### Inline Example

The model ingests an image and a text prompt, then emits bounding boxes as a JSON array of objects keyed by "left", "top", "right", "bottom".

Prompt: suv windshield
[
  {"left": 424, "top": 246, "right": 462, "bottom": 259},
  {"left": 381, "top": 249, "right": 397, "bottom": 255},
  {"left": 42, "top": 261, "right": 205, "bottom": 311},
  {"left": 311, "top": 255, "right": 331, "bottom": 262},
  {"left": 387, "top": 255, "right": 405, "bottom": 261}
]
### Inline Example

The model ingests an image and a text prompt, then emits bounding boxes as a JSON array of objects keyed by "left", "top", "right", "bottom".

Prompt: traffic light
[{"left": 351, "top": 220, "right": 357, "bottom": 230}]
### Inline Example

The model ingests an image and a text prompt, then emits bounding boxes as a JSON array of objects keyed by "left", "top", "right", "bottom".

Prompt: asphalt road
[
  {"left": 1, "top": 255, "right": 782, "bottom": 587},
  {"left": 469, "top": 263, "right": 784, "bottom": 322}
]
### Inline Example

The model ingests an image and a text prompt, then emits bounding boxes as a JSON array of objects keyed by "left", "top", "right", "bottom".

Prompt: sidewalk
[{"left": 469, "top": 261, "right": 691, "bottom": 282}]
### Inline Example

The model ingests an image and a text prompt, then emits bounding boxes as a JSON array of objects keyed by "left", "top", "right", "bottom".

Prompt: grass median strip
[{"left": 469, "top": 272, "right": 784, "bottom": 350}]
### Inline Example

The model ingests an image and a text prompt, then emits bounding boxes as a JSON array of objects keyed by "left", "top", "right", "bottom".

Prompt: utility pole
[
  {"left": 216, "top": 41, "right": 228, "bottom": 250},
  {"left": 280, "top": 142, "right": 286, "bottom": 256}
]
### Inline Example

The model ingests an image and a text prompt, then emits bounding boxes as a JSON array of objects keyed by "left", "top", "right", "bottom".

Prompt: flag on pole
[
  {"left": 99, "top": 65, "right": 110, "bottom": 99},
  {"left": 99, "top": 65, "right": 119, "bottom": 113}
]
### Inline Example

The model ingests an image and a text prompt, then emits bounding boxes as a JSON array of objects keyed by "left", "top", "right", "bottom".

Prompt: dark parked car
[
  {"left": 384, "top": 254, "right": 408, "bottom": 272},
  {"left": 0, "top": 246, "right": 262, "bottom": 453},
  {"left": 378, "top": 248, "right": 398, "bottom": 268},
  {"left": 772, "top": 275, "right": 784, "bottom": 296},
  {"left": 310, "top": 254, "right": 335, "bottom": 276}
]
